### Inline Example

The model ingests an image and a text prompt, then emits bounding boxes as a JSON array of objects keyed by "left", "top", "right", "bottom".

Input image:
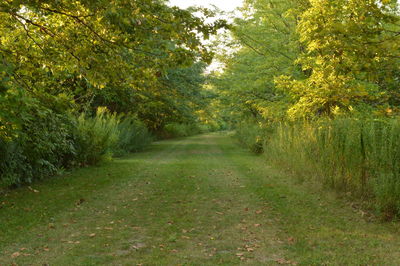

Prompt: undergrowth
[{"left": 236, "top": 118, "right": 400, "bottom": 219}]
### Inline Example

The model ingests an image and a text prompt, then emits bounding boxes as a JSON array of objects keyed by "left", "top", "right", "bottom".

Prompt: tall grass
[
  {"left": 115, "top": 115, "right": 152, "bottom": 156},
  {"left": 74, "top": 109, "right": 154, "bottom": 164},
  {"left": 261, "top": 118, "right": 400, "bottom": 218},
  {"left": 74, "top": 108, "right": 120, "bottom": 165},
  {"left": 235, "top": 121, "right": 265, "bottom": 154}
]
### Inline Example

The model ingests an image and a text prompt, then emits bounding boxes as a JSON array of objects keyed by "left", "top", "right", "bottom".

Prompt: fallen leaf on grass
[
  {"left": 287, "top": 237, "right": 295, "bottom": 244},
  {"left": 11, "top": 252, "right": 20, "bottom": 258}
]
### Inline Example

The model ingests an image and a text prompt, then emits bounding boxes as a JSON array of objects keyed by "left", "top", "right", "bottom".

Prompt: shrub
[{"left": 0, "top": 98, "right": 75, "bottom": 186}]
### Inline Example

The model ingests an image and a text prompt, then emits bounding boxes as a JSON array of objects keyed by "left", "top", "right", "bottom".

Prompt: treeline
[
  {"left": 213, "top": 0, "right": 400, "bottom": 218},
  {"left": 0, "top": 0, "right": 225, "bottom": 187}
]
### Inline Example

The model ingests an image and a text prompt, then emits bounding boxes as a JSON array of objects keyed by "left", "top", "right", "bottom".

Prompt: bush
[
  {"left": 0, "top": 99, "right": 75, "bottom": 186},
  {"left": 0, "top": 99, "right": 155, "bottom": 188}
]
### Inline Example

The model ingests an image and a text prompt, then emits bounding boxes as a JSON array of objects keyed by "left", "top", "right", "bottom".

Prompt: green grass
[{"left": 1, "top": 133, "right": 400, "bottom": 265}]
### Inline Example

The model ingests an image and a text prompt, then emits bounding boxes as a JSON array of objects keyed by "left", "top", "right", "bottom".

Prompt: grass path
[{"left": 1, "top": 133, "right": 400, "bottom": 265}]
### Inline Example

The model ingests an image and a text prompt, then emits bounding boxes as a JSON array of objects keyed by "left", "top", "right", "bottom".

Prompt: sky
[
  {"left": 168, "top": 0, "right": 244, "bottom": 72},
  {"left": 168, "top": 0, "right": 243, "bottom": 12}
]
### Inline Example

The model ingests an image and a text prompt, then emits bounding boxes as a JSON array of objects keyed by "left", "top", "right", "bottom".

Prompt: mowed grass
[{"left": 1, "top": 133, "right": 400, "bottom": 265}]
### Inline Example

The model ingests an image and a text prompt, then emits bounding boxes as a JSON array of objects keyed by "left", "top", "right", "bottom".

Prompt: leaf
[
  {"left": 287, "top": 237, "right": 295, "bottom": 244},
  {"left": 11, "top": 252, "right": 21, "bottom": 258}
]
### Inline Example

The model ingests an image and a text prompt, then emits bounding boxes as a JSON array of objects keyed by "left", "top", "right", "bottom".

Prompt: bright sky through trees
[
  {"left": 169, "top": 0, "right": 244, "bottom": 73},
  {"left": 168, "top": 0, "right": 243, "bottom": 12}
]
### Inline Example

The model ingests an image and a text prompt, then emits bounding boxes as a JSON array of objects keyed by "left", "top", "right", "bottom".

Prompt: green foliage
[
  {"left": 0, "top": 94, "right": 75, "bottom": 186},
  {"left": 0, "top": 0, "right": 225, "bottom": 187},
  {"left": 214, "top": 0, "right": 400, "bottom": 120},
  {"left": 276, "top": 0, "right": 400, "bottom": 118},
  {"left": 212, "top": 0, "right": 306, "bottom": 123},
  {"left": 0, "top": 140, "right": 28, "bottom": 187},
  {"left": 0, "top": 103, "right": 153, "bottom": 187}
]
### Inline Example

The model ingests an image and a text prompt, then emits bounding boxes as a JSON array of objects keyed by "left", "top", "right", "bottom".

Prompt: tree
[
  {"left": 276, "top": 0, "right": 400, "bottom": 118},
  {"left": 213, "top": 0, "right": 307, "bottom": 123},
  {"left": 0, "top": 0, "right": 227, "bottom": 135}
]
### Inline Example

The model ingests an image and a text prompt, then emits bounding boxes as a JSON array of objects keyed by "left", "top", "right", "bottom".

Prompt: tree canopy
[
  {"left": 0, "top": 0, "right": 227, "bottom": 135},
  {"left": 213, "top": 0, "right": 400, "bottom": 122}
]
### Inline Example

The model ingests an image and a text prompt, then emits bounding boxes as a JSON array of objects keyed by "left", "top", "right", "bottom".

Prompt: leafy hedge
[{"left": 0, "top": 99, "right": 152, "bottom": 187}]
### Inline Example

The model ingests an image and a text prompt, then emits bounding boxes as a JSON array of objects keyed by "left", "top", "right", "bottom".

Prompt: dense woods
[{"left": 213, "top": 0, "right": 400, "bottom": 217}]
